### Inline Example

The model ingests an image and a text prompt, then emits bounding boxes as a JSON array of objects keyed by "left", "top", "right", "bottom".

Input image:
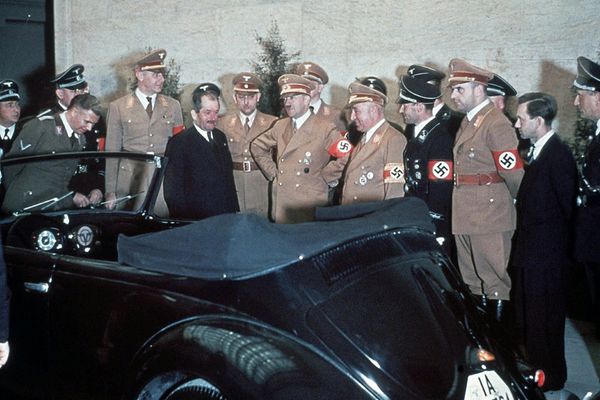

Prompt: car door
[{"left": 0, "top": 246, "right": 55, "bottom": 398}]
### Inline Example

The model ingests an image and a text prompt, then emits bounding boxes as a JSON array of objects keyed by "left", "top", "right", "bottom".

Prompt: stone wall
[{"left": 54, "top": 0, "right": 600, "bottom": 135}]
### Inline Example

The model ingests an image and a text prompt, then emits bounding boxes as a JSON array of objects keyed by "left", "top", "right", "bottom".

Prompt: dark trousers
[
  {"left": 513, "top": 265, "right": 567, "bottom": 390},
  {"left": 584, "top": 261, "right": 600, "bottom": 335}
]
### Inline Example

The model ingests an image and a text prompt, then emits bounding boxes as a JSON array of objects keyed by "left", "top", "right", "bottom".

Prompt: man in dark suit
[
  {"left": 573, "top": 56, "right": 600, "bottom": 338},
  {"left": 397, "top": 66, "right": 454, "bottom": 258},
  {"left": 164, "top": 83, "right": 238, "bottom": 219},
  {"left": 511, "top": 92, "right": 577, "bottom": 391},
  {"left": 0, "top": 79, "right": 22, "bottom": 155}
]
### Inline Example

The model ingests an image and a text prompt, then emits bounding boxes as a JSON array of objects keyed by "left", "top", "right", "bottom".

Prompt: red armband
[
  {"left": 328, "top": 138, "right": 353, "bottom": 157},
  {"left": 172, "top": 124, "right": 185, "bottom": 136},
  {"left": 427, "top": 160, "right": 454, "bottom": 181},
  {"left": 97, "top": 137, "right": 106, "bottom": 151},
  {"left": 491, "top": 149, "right": 523, "bottom": 171}
]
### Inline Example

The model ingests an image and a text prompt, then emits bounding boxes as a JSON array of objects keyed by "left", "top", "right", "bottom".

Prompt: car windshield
[{"left": 0, "top": 152, "right": 165, "bottom": 219}]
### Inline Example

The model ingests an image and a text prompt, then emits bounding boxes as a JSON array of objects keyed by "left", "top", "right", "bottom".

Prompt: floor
[{"left": 545, "top": 319, "right": 600, "bottom": 400}]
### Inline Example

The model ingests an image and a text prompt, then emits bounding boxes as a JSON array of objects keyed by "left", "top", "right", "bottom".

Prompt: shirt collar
[
  {"left": 193, "top": 123, "right": 211, "bottom": 142},
  {"left": 239, "top": 110, "right": 257, "bottom": 127},
  {"left": 432, "top": 103, "right": 444, "bottom": 117},
  {"left": 596, "top": 119, "right": 600, "bottom": 136},
  {"left": 293, "top": 109, "right": 312, "bottom": 130},
  {"left": 0, "top": 123, "right": 15, "bottom": 139},
  {"left": 413, "top": 115, "right": 436, "bottom": 138},
  {"left": 310, "top": 99, "right": 323, "bottom": 114},
  {"left": 364, "top": 118, "right": 386, "bottom": 143},
  {"left": 466, "top": 99, "right": 491, "bottom": 121},
  {"left": 532, "top": 129, "right": 554, "bottom": 160},
  {"left": 59, "top": 111, "right": 75, "bottom": 138},
  {"left": 136, "top": 88, "right": 156, "bottom": 108}
]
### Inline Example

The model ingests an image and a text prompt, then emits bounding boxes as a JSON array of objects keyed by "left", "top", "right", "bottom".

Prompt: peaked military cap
[
  {"left": 406, "top": 64, "right": 445, "bottom": 85},
  {"left": 278, "top": 74, "right": 313, "bottom": 96},
  {"left": 194, "top": 82, "right": 221, "bottom": 97},
  {"left": 486, "top": 74, "right": 517, "bottom": 97},
  {"left": 347, "top": 81, "right": 388, "bottom": 107},
  {"left": 358, "top": 76, "right": 388, "bottom": 96},
  {"left": 448, "top": 58, "right": 493, "bottom": 86},
  {"left": 51, "top": 64, "right": 87, "bottom": 90},
  {"left": 0, "top": 79, "right": 20, "bottom": 101},
  {"left": 295, "top": 62, "right": 329, "bottom": 84},
  {"left": 397, "top": 74, "right": 442, "bottom": 104},
  {"left": 573, "top": 56, "right": 600, "bottom": 92},
  {"left": 137, "top": 49, "right": 167, "bottom": 72},
  {"left": 232, "top": 72, "right": 262, "bottom": 93}
]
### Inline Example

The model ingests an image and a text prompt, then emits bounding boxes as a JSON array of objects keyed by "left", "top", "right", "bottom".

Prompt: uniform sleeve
[
  {"left": 551, "top": 144, "right": 578, "bottom": 221},
  {"left": 0, "top": 236, "right": 9, "bottom": 342},
  {"left": 383, "top": 132, "right": 407, "bottom": 199},
  {"left": 105, "top": 101, "right": 123, "bottom": 194},
  {"left": 486, "top": 116, "right": 523, "bottom": 198},
  {"left": 321, "top": 127, "right": 350, "bottom": 185},
  {"left": 163, "top": 136, "right": 187, "bottom": 217},
  {"left": 426, "top": 128, "right": 454, "bottom": 220},
  {"left": 172, "top": 99, "right": 184, "bottom": 127},
  {"left": 250, "top": 126, "right": 279, "bottom": 181},
  {"left": 3, "top": 119, "right": 46, "bottom": 187}
]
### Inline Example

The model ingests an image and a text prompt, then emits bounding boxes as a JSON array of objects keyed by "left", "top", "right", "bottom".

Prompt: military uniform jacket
[
  {"left": 2, "top": 114, "right": 83, "bottom": 212},
  {"left": 576, "top": 132, "right": 600, "bottom": 262},
  {"left": 314, "top": 101, "right": 345, "bottom": 130},
  {"left": 216, "top": 111, "right": 277, "bottom": 216},
  {"left": 404, "top": 118, "right": 454, "bottom": 240},
  {"left": 340, "top": 121, "right": 406, "bottom": 205},
  {"left": 105, "top": 93, "right": 183, "bottom": 194},
  {"left": 436, "top": 103, "right": 464, "bottom": 138},
  {"left": 452, "top": 102, "right": 524, "bottom": 235},
  {"left": 251, "top": 113, "right": 348, "bottom": 223},
  {"left": 164, "top": 126, "right": 238, "bottom": 220}
]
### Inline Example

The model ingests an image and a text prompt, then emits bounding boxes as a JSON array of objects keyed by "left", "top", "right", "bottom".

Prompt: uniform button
[
  {"left": 489, "top": 198, "right": 494, "bottom": 203},
  {"left": 244, "top": 149, "right": 248, "bottom": 153},
  {"left": 361, "top": 166, "right": 365, "bottom": 169},
  {"left": 354, "top": 181, "right": 358, "bottom": 185},
  {"left": 278, "top": 182, "right": 283, "bottom": 186},
  {"left": 149, "top": 133, "right": 153, "bottom": 137},
  {"left": 281, "top": 158, "right": 285, "bottom": 163},
  {"left": 244, "top": 157, "right": 248, "bottom": 160},
  {"left": 295, "top": 184, "right": 300, "bottom": 188},
  {"left": 298, "top": 159, "right": 302, "bottom": 163},
  {"left": 150, "top": 144, "right": 154, "bottom": 148},
  {"left": 353, "top": 196, "right": 358, "bottom": 200},
  {"left": 280, "top": 170, "right": 284, "bottom": 174},
  {"left": 296, "top": 172, "right": 301, "bottom": 176},
  {"left": 230, "top": 138, "right": 234, "bottom": 142}
]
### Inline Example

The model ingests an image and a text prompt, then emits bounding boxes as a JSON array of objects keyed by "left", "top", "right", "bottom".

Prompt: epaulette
[
  {"left": 36, "top": 108, "right": 52, "bottom": 118},
  {"left": 38, "top": 115, "right": 55, "bottom": 121}
]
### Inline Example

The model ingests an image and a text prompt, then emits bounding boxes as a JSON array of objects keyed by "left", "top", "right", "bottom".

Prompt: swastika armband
[
  {"left": 427, "top": 160, "right": 454, "bottom": 181},
  {"left": 328, "top": 138, "right": 353, "bottom": 158},
  {"left": 491, "top": 149, "right": 523, "bottom": 171},
  {"left": 384, "top": 163, "right": 405, "bottom": 183}
]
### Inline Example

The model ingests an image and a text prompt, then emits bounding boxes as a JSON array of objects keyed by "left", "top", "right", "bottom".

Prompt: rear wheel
[{"left": 164, "top": 378, "right": 227, "bottom": 400}]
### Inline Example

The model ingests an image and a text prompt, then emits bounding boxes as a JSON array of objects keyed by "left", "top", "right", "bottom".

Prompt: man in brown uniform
[
  {"left": 251, "top": 74, "right": 350, "bottom": 223},
  {"left": 105, "top": 49, "right": 184, "bottom": 214},
  {"left": 340, "top": 80, "right": 406, "bottom": 205},
  {"left": 295, "top": 61, "right": 345, "bottom": 130},
  {"left": 448, "top": 59, "right": 524, "bottom": 322},
  {"left": 217, "top": 73, "right": 277, "bottom": 218}
]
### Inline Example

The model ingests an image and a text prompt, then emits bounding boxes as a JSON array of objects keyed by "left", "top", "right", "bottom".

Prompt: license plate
[{"left": 464, "top": 371, "right": 515, "bottom": 400}]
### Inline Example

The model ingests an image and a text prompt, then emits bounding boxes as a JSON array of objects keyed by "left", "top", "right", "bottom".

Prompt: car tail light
[
  {"left": 476, "top": 349, "right": 496, "bottom": 362},
  {"left": 534, "top": 369, "right": 545, "bottom": 388}
]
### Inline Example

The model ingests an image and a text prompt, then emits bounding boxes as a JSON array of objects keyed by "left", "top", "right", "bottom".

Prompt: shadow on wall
[
  {"left": 539, "top": 60, "right": 578, "bottom": 136},
  {"left": 105, "top": 50, "right": 148, "bottom": 104}
]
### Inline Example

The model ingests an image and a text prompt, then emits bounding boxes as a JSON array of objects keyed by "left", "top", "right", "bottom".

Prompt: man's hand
[
  {"left": 105, "top": 192, "right": 117, "bottom": 210},
  {"left": 73, "top": 192, "right": 90, "bottom": 208},
  {"left": 88, "top": 189, "right": 103, "bottom": 205},
  {"left": 0, "top": 341, "right": 9, "bottom": 367}
]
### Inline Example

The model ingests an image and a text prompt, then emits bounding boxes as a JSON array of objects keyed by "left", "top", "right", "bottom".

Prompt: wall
[{"left": 54, "top": 0, "right": 600, "bottom": 135}]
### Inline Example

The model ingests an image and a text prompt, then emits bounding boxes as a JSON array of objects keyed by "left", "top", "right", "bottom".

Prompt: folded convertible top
[{"left": 117, "top": 197, "right": 435, "bottom": 279}]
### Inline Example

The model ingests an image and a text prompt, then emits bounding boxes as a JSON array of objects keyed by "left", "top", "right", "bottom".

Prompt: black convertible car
[{"left": 0, "top": 152, "right": 547, "bottom": 399}]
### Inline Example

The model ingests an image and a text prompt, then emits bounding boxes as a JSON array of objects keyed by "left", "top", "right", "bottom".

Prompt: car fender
[{"left": 125, "top": 315, "right": 378, "bottom": 400}]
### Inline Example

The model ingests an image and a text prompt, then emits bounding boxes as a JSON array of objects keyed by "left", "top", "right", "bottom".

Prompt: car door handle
[{"left": 24, "top": 282, "right": 49, "bottom": 293}]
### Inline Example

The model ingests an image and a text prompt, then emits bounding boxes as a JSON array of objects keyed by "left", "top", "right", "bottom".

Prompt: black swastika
[
  {"left": 433, "top": 162, "right": 449, "bottom": 178},
  {"left": 338, "top": 141, "right": 350, "bottom": 152},
  {"left": 391, "top": 166, "right": 403, "bottom": 179},
  {"left": 500, "top": 152, "right": 516, "bottom": 169}
]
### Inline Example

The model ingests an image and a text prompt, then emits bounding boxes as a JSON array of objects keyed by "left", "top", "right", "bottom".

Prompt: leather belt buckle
[{"left": 243, "top": 160, "right": 252, "bottom": 172}]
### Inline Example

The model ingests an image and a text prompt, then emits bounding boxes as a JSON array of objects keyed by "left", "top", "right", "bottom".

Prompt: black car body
[{"left": 0, "top": 152, "right": 546, "bottom": 399}]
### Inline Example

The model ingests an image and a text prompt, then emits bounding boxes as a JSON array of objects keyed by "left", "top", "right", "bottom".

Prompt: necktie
[
  {"left": 70, "top": 133, "right": 78, "bottom": 147},
  {"left": 293, "top": 120, "right": 298, "bottom": 134},
  {"left": 3, "top": 128, "right": 9, "bottom": 140},
  {"left": 526, "top": 144, "right": 535, "bottom": 163},
  {"left": 309, "top": 105, "right": 315, "bottom": 114},
  {"left": 145, "top": 97, "right": 153, "bottom": 118},
  {"left": 244, "top": 117, "right": 250, "bottom": 135}
]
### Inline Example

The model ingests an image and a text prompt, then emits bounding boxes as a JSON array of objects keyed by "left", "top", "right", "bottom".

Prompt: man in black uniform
[
  {"left": 0, "top": 80, "right": 22, "bottom": 155},
  {"left": 573, "top": 56, "right": 600, "bottom": 336},
  {"left": 397, "top": 66, "right": 454, "bottom": 257}
]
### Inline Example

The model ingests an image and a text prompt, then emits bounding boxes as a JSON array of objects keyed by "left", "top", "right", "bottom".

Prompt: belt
[
  {"left": 232, "top": 161, "right": 258, "bottom": 172},
  {"left": 454, "top": 172, "right": 504, "bottom": 186}
]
